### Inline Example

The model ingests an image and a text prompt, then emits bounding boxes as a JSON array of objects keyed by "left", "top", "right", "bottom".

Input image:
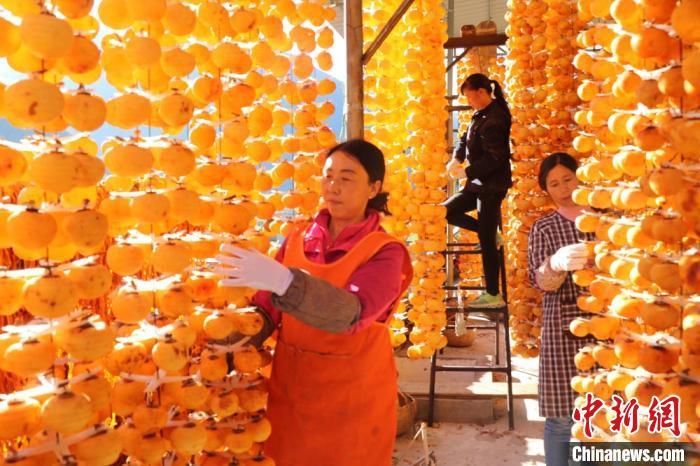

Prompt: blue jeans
[{"left": 545, "top": 417, "right": 573, "bottom": 466}]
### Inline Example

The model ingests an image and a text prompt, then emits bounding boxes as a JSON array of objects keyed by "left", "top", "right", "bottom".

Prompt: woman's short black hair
[
  {"left": 326, "top": 139, "right": 391, "bottom": 215},
  {"left": 537, "top": 152, "right": 579, "bottom": 191}
]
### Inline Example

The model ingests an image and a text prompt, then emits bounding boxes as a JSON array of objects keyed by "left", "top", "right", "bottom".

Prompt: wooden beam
[
  {"left": 362, "top": 0, "right": 416, "bottom": 66},
  {"left": 345, "top": 0, "right": 364, "bottom": 139},
  {"left": 444, "top": 33, "right": 507, "bottom": 50}
]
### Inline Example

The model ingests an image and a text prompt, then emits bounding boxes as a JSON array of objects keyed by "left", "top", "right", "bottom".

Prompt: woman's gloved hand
[
  {"left": 446, "top": 158, "right": 466, "bottom": 180},
  {"left": 214, "top": 244, "right": 293, "bottom": 296},
  {"left": 549, "top": 243, "right": 590, "bottom": 272}
]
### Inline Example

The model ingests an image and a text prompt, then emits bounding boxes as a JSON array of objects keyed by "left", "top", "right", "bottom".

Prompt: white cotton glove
[
  {"left": 447, "top": 158, "right": 466, "bottom": 180},
  {"left": 214, "top": 244, "right": 294, "bottom": 296},
  {"left": 549, "top": 243, "right": 590, "bottom": 272}
]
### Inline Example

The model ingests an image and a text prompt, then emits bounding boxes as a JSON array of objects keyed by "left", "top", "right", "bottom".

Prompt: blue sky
[{"left": 0, "top": 18, "right": 347, "bottom": 147}]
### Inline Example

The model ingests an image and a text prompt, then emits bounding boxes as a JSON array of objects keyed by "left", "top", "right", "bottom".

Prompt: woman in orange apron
[{"left": 215, "top": 139, "right": 413, "bottom": 466}]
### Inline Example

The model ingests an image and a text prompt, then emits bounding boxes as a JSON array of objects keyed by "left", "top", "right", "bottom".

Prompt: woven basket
[
  {"left": 396, "top": 390, "right": 417, "bottom": 437},
  {"left": 445, "top": 328, "right": 477, "bottom": 347}
]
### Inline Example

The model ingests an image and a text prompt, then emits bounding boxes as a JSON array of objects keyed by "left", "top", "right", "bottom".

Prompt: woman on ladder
[
  {"left": 444, "top": 73, "right": 512, "bottom": 309},
  {"left": 214, "top": 139, "right": 413, "bottom": 466}
]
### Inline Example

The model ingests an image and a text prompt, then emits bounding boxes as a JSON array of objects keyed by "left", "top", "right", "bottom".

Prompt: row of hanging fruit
[{"left": 0, "top": 0, "right": 341, "bottom": 464}]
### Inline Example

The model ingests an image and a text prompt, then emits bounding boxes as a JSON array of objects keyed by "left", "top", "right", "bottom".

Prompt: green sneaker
[{"left": 467, "top": 292, "right": 505, "bottom": 309}]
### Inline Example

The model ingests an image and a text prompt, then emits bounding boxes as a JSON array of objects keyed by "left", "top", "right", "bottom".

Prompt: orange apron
[{"left": 264, "top": 228, "right": 412, "bottom": 466}]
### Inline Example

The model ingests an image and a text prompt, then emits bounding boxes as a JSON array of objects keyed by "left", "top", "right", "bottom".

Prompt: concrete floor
[
  {"left": 393, "top": 321, "right": 545, "bottom": 466},
  {"left": 393, "top": 399, "right": 545, "bottom": 466}
]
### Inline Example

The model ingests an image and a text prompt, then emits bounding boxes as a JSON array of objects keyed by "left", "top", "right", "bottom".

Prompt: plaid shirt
[{"left": 527, "top": 211, "right": 596, "bottom": 418}]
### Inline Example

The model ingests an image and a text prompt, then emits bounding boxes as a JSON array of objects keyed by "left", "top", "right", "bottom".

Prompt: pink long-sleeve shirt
[{"left": 252, "top": 209, "right": 406, "bottom": 334}]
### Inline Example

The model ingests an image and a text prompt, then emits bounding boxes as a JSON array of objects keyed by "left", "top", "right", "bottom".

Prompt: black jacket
[{"left": 454, "top": 100, "right": 513, "bottom": 193}]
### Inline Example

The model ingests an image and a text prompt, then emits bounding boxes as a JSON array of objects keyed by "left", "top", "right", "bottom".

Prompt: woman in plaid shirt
[{"left": 527, "top": 153, "right": 596, "bottom": 466}]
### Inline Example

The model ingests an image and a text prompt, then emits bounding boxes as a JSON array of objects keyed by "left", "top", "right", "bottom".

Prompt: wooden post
[{"left": 345, "top": 0, "right": 364, "bottom": 139}]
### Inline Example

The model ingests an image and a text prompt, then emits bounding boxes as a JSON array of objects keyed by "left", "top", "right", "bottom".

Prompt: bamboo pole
[
  {"left": 362, "top": 0, "right": 416, "bottom": 65},
  {"left": 345, "top": 0, "right": 364, "bottom": 139}
]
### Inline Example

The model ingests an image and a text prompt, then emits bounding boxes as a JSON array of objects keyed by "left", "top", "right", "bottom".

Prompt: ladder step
[
  {"left": 466, "top": 305, "right": 508, "bottom": 311},
  {"left": 406, "top": 382, "right": 537, "bottom": 399},
  {"left": 442, "top": 322, "right": 501, "bottom": 331},
  {"left": 443, "top": 285, "right": 487, "bottom": 291},
  {"left": 434, "top": 364, "right": 510, "bottom": 372},
  {"left": 441, "top": 249, "right": 482, "bottom": 255},
  {"left": 443, "top": 305, "right": 509, "bottom": 313},
  {"left": 444, "top": 306, "right": 505, "bottom": 312}
]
